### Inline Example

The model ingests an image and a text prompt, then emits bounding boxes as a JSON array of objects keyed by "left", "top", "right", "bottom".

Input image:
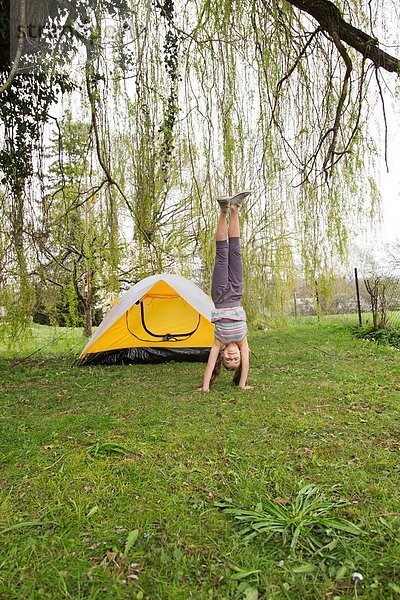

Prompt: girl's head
[
  {"left": 208, "top": 343, "right": 245, "bottom": 388},
  {"left": 221, "top": 342, "right": 241, "bottom": 370}
]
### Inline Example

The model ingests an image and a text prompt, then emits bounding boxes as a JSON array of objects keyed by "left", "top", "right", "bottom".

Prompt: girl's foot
[
  {"left": 216, "top": 196, "right": 230, "bottom": 212},
  {"left": 229, "top": 190, "right": 252, "bottom": 207}
]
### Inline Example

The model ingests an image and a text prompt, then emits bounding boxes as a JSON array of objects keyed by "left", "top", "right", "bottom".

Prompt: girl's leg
[
  {"left": 211, "top": 210, "right": 229, "bottom": 305},
  {"left": 227, "top": 204, "right": 243, "bottom": 302},
  {"left": 215, "top": 209, "right": 228, "bottom": 241},
  {"left": 228, "top": 203, "right": 240, "bottom": 239}
]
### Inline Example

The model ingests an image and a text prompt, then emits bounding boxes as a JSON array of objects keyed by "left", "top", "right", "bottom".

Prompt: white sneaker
[
  {"left": 216, "top": 196, "right": 230, "bottom": 212},
  {"left": 229, "top": 190, "right": 252, "bottom": 206}
]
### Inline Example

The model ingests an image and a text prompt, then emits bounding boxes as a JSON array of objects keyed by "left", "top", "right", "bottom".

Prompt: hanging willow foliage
[{"left": 0, "top": 0, "right": 399, "bottom": 339}]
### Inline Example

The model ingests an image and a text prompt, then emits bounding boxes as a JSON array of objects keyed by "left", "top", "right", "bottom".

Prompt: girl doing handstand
[{"left": 201, "top": 191, "right": 252, "bottom": 391}]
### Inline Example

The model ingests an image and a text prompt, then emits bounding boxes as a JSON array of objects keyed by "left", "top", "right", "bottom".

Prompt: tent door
[
  {"left": 125, "top": 299, "right": 201, "bottom": 343},
  {"left": 139, "top": 301, "right": 200, "bottom": 341}
]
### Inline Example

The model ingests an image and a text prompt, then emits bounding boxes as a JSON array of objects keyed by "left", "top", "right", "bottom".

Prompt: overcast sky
[
  {"left": 380, "top": 112, "right": 400, "bottom": 244},
  {"left": 372, "top": 7, "right": 400, "bottom": 247}
]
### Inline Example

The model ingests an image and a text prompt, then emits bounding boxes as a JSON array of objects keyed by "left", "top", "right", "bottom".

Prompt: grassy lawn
[{"left": 0, "top": 320, "right": 399, "bottom": 599}]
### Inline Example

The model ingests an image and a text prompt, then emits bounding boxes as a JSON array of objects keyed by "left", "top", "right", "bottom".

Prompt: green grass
[{"left": 0, "top": 320, "right": 399, "bottom": 599}]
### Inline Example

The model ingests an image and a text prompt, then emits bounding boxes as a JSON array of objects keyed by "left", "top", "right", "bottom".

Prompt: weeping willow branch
[
  {"left": 322, "top": 30, "right": 352, "bottom": 177},
  {"left": 270, "top": 25, "right": 322, "bottom": 127},
  {"left": 324, "top": 57, "right": 369, "bottom": 175},
  {"left": 374, "top": 68, "right": 389, "bottom": 172},
  {"left": 276, "top": 26, "right": 322, "bottom": 93},
  {"left": 85, "top": 72, "right": 134, "bottom": 215},
  {"left": 285, "top": 0, "right": 400, "bottom": 73},
  {"left": 258, "top": 0, "right": 395, "bottom": 181}
]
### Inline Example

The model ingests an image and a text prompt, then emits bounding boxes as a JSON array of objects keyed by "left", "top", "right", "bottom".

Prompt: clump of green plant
[
  {"left": 86, "top": 441, "right": 130, "bottom": 457},
  {"left": 351, "top": 325, "right": 400, "bottom": 348},
  {"left": 215, "top": 484, "right": 362, "bottom": 554}
]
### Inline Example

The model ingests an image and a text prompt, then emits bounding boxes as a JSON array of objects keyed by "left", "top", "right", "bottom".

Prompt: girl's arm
[
  {"left": 238, "top": 337, "right": 250, "bottom": 389},
  {"left": 202, "top": 339, "right": 223, "bottom": 391}
]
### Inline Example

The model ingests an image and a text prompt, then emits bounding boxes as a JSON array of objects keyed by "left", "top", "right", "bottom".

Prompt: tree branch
[
  {"left": 285, "top": 0, "right": 400, "bottom": 73},
  {"left": 0, "top": 0, "right": 26, "bottom": 94},
  {"left": 322, "top": 29, "right": 352, "bottom": 176}
]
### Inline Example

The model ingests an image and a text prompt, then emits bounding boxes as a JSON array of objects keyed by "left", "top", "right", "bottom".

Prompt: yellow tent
[{"left": 79, "top": 273, "right": 214, "bottom": 365}]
